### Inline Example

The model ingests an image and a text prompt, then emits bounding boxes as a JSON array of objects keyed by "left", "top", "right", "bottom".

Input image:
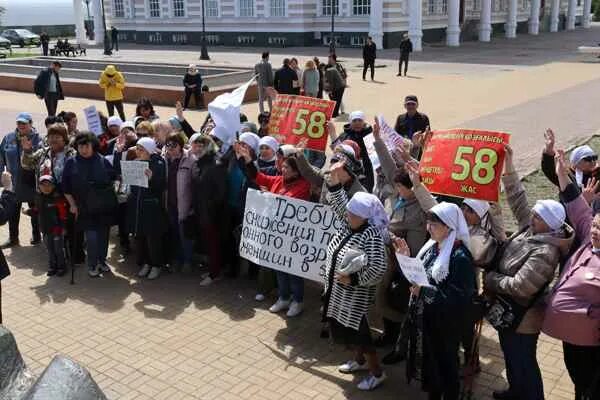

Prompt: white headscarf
[
  {"left": 346, "top": 192, "right": 390, "bottom": 242},
  {"left": 532, "top": 200, "right": 565, "bottom": 231},
  {"left": 239, "top": 132, "right": 260, "bottom": 153},
  {"left": 416, "top": 202, "right": 470, "bottom": 284},
  {"left": 569, "top": 145, "right": 596, "bottom": 186},
  {"left": 463, "top": 198, "right": 490, "bottom": 226}
]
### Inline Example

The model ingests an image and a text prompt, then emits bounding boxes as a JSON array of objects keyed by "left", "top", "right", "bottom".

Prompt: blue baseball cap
[{"left": 16, "top": 112, "right": 33, "bottom": 124}]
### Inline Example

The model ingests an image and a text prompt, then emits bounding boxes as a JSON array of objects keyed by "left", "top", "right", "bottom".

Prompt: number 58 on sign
[
  {"left": 419, "top": 130, "right": 510, "bottom": 202},
  {"left": 268, "top": 95, "right": 336, "bottom": 152}
]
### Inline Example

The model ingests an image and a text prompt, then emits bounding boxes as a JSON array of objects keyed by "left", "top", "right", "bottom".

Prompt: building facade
[{"left": 78, "top": 0, "right": 592, "bottom": 49}]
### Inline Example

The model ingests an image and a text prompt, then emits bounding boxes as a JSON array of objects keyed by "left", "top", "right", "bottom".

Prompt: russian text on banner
[
  {"left": 268, "top": 95, "right": 336, "bottom": 152},
  {"left": 419, "top": 129, "right": 510, "bottom": 202},
  {"left": 239, "top": 189, "right": 343, "bottom": 282}
]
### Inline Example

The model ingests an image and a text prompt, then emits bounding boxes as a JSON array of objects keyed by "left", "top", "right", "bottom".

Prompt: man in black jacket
[
  {"left": 362, "top": 36, "right": 377, "bottom": 81},
  {"left": 111, "top": 26, "right": 119, "bottom": 52},
  {"left": 273, "top": 58, "right": 299, "bottom": 95},
  {"left": 34, "top": 61, "right": 64, "bottom": 117},
  {"left": 394, "top": 95, "right": 430, "bottom": 147},
  {"left": 40, "top": 32, "right": 50, "bottom": 56},
  {"left": 0, "top": 171, "right": 16, "bottom": 324},
  {"left": 398, "top": 34, "right": 413, "bottom": 77}
]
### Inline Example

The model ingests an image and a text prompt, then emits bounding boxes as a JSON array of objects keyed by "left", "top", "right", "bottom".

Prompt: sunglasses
[
  {"left": 165, "top": 142, "right": 179, "bottom": 149},
  {"left": 583, "top": 156, "right": 598, "bottom": 162}
]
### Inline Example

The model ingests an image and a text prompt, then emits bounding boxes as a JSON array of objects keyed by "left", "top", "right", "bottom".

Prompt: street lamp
[
  {"left": 199, "top": 0, "right": 210, "bottom": 60},
  {"left": 100, "top": 0, "right": 112, "bottom": 56},
  {"left": 329, "top": 0, "right": 336, "bottom": 56}
]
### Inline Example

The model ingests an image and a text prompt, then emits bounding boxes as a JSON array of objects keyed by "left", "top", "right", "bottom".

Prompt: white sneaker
[
  {"left": 255, "top": 293, "right": 265, "bottom": 302},
  {"left": 88, "top": 266, "right": 101, "bottom": 278},
  {"left": 137, "top": 264, "right": 151, "bottom": 278},
  {"left": 147, "top": 267, "right": 161, "bottom": 280},
  {"left": 199, "top": 275, "right": 214, "bottom": 286},
  {"left": 99, "top": 263, "right": 111, "bottom": 273},
  {"left": 338, "top": 360, "right": 370, "bottom": 374},
  {"left": 286, "top": 301, "right": 303, "bottom": 317},
  {"left": 357, "top": 372, "right": 387, "bottom": 391},
  {"left": 269, "top": 298, "right": 291, "bottom": 313}
]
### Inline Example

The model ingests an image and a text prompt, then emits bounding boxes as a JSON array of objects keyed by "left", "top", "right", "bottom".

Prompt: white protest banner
[
  {"left": 239, "top": 189, "right": 343, "bottom": 283},
  {"left": 208, "top": 76, "right": 256, "bottom": 143},
  {"left": 377, "top": 115, "right": 410, "bottom": 151},
  {"left": 395, "top": 253, "right": 431, "bottom": 287},
  {"left": 83, "top": 105, "right": 103, "bottom": 136},
  {"left": 120, "top": 160, "right": 148, "bottom": 188}
]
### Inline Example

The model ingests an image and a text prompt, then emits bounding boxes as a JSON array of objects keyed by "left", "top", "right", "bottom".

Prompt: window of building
[
  {"left": 270, "top": 0, "right": 286, "bottom": 16},
  {"left": 206, "top": 34, "right": 220, "bottom": 44},
  {"left": 352, "top": 0, "right": 370, "bottom": 15},
  {"left": 473, "top": 0, "right": 480, "bottom": 10},
  {"left": 239, "top": 0, "right": 254, "bottom": 16},
  {"left": 322, "top": 0, "right": 339, "bottom": 16},
  {"left": 206, "top": 0, "right": 219, "bottom": 17},
  {"left": 427, "top": 0, "right": 435, "bottom": 14},
  {"left": 148, "top": 0, "right": 161, "bottom": 17},
  {"left": 441, "top": 0, "right": 447, "bottom": 13},
  {"left": 172, "top": 0, "right": 186, "bottom": 17},
  {"left": 350, "top": 36, "right": 366, "bottom": 46},
  {"left": 172, "top": 33, "right": 188, "bottom": 43},
  {"left": 114, "top": 0, "right": 125, "bottom": 17}
]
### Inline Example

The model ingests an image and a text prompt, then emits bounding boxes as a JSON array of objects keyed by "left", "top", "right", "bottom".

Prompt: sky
[{"left": 0, "top": 0, "right": 81, "bottom": 26}]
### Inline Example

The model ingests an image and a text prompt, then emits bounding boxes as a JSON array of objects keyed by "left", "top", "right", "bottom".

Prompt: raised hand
[
  {"left": 503, "top": 144, "right": 515, "bottom": 174},
  {"left": 175, "top": 101, "right": 184, "bottom": 121},
  {"left": 555, "top": 149, "right": 569, "bottom": 178},
  {"left": 328, "top": 161, "right": 345, "bottom": 186},
  {"left": 393, "top": 237, "right": 410, "bottom": 257},
  {"left": 544, "top": 129, "right": 556, "bottom": 155},
  {"left": 406, "top": 160, "right": 421, "bottom": 185},
  {"left": 373, "top": 117, "right": 381, "bottom": 140},
  {"left": 582, "top": 177, "right": 599, "bottom": 205}
]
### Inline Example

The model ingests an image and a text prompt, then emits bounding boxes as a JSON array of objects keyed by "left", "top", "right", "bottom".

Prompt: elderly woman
[
  {"left": 396, "top": 201, "right": 476, "bottom": 400},
  {"left": 485, "top": 145, "right": 574, "bottom": 400},
  {"left": 542, "top": 150, "right": 600, "bottom": 400},
  {"left": 235, "top": 141, "right": 311, "bottom": 317},
  {"left": 183, "top": 64, "right": 204, "bottom": 110},
  {"left": 164, "top": 132, "right": 196, "bottom": 272},
  {"left": 62, "top": 133, "right": 117, "bottom": 277},
  {"left": 322, "top": 165, "right": 388, "bottom": 391}
]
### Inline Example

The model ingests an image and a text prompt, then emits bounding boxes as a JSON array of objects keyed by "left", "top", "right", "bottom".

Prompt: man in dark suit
[
  {"left": 273, "top": 58, "right": 299, "bottom": 95},
  {"left": 34, "top": 61, "right": 64, "bottom": 117},
  {"left": 362, "top": 36, "right": 377, "bottom": 81},
  {"left": 111, "top": 26, "right": 119, "bottom": 52},
  {"left": 398, "top": 34, "right": 413, "bottom": 77},
  {"left": 0, "top": 171, "right": 16, "bottom": 324},
  {"left": 40, "top": 32, "right": 50, "bottom": 56}
]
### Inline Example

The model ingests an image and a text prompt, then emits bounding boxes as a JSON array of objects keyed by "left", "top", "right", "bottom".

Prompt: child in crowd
[{"left": 37, "top": 175, "right": 69, "bottom": 277}]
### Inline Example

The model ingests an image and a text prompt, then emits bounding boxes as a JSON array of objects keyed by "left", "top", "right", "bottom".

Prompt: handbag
[
  {"left": 484, "top": 283, "right": 547, "bottom": 331},
  {"left": 84, "top": 182, "right": 117, "bottom": 215}
]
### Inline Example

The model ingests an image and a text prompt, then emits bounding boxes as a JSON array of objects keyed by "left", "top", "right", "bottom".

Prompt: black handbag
[
  {"left": 386, "top": 269, "right": 410, "bottom": 313},
  {"left": 84, "top": 182, "right": 117, "bottom": 215},
  {"left": 484, "top": 294, "right": 531, "bottom": 331}
]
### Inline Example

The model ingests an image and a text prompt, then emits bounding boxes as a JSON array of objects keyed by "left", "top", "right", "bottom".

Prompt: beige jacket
[{"left": 485, "top": 172, "right": 574, "bottom": 334}]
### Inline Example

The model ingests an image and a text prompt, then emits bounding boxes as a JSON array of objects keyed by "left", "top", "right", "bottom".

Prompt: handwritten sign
[
  {"left": 419, "top": 129, "right": 510, "bottom": 202},
  {"left": 395, "top": 253, "right": 431, "bottom": 287},
  {"left": 120, "top": 160, "right": 148, "bottom": 188},
  {"left": 239, "top": 189, "right": 343, "bottom": 282},
  {"left": 268, "top": 95, "right": 336, "bottom": 152},
  {"left": 83, "top": 105, "right": 103, "bottom": 137}
]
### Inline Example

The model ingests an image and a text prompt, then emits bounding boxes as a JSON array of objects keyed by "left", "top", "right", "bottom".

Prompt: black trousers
[
  {"left": 44, "top": 93, "right": 60, "bottom": 117},
  {"left": 136, "top": 233, "right": 164, "bottom": 268},
  {"left": 42, "top": 43, "right": 49, "bottom": 56},
  {"left": 183, "top": 88, "right": 204, "bottom": 109},
  {"left": 399, "top": 55, "right": 409, "bottom": 76},
  {"left": 106, "top": 100, "right": 125, "bottom": 121},
  {"left": 8, "top": 201, "right": 40, "bottom": 241},
  {"left": 329, "top": 88, "right": 345, "bottom": 118},
  {"left": 563, "top": 342, "right": 600, "bottom": 400},
  {"left": 111, "top": 38, "right": 119, "bottom": 51},
  {"left": 363, "top": 59, "right": 375, "bottom": 80}
]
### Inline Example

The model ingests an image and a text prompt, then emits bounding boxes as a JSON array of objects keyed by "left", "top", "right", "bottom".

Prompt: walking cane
[
  {"left": 65, "top": 234, "right": 75, "bottom": 285},
  {"left": 460, "top": 319, "right": 483, "bottom": 400}
]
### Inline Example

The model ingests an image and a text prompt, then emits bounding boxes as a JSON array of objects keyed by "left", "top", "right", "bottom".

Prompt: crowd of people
[{"left": 1, "top": 53, "right": 598, "bottom": 400}]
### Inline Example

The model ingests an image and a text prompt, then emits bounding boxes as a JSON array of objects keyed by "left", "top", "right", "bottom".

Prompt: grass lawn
[{"left": 0, "top": 48, "right": 42, "bottom": 59}]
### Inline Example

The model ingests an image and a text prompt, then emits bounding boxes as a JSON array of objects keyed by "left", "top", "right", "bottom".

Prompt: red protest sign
[
  {"left": 268, "top": 95, "right": 336, "bottom": 152},
  {"left": 419, "top": 129, "right": 510, "bottom": 202}
]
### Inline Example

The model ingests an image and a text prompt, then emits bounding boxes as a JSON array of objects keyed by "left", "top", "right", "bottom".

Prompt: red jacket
[{"left": 255, "top": 172, "right": 311, "bottom": 201}]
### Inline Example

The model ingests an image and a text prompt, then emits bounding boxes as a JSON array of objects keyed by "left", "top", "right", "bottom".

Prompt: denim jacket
[{"left": 0, "top": 128, "right": 42, "bottom": 187}]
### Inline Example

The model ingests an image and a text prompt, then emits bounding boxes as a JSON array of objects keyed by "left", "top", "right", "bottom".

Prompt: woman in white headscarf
[
  {"left": 485, "top": 145, "right": 574, "bottom": 400},
  {"left": 395, "top": 202, "right": 476, "bottom": 400},
  {"left": 322, "top": 164, "right": 388, "bottom": 391}
]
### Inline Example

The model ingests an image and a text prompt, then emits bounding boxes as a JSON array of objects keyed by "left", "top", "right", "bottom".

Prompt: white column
[
  {"left": 408, "top": 0, "right": 423, "bottom": 51},
  {"left": 567, "top": 0, "right": 577, "bottom": 30},
  {"left": 446, "top": 0, "right": 461, "bottom": 46},
  {"left": 479, "top": 0, "right": 492, "bottom": 42},
  {"left": 505, "top": 0, "right": 517, "bottom": 38},
  {"left": 583, "top": 0, "right": 592, "bottom": 28},
  {"left": 73, "top": 0, "right": 87, "bottom": 44},
  {"left": 93, "top": 0, "right": 104, "bottom": 44},
  {"left": 549, "top": 0, "right": 560, "bottom": 31},
  {"left": 369, "top": 0, "right": 384, "bottom": 49},
  {"left": 528, "top": 0, "right": 541, "bottom": 34}
]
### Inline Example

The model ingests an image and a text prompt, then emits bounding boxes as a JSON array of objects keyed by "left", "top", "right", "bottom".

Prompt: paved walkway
[{"left": 2, "top": 25, "right": 600, "bottom": 400}]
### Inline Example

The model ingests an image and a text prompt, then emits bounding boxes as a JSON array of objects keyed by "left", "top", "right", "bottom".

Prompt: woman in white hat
[
  {"left": 485, "top": 145, "right": 574, "bottom": 400},
  {"left": 182, "top": 64, "right": 204, "bottom": 110}
]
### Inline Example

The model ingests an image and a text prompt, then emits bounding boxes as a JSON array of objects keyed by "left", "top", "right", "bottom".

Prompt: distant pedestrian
[
  {"left": 362, "top": 36, "right": 377, "bottom": 81},
  {"left": 302, "top": 59, "right": 320, "bottom": 98},
  {"left": 398, "top": 34, "right": 413, "bottom": 77},
  {"left": 254, "top": 52, "right": 274, "bottom": 113},
  {"left": 313, "top": 57, "right": 325, "bottom": 99},
  {"left": 182, "top": 64, "right": 204, "bottom": 110},
  {"left": 325, "top": 55, "right": 346, "bottom": 118},
  {"left": 99, "top": 64, "right": 126, "bottom": 121},
  {"left": 274, "top": 58, "right": 299, "bottom": 95},
  {"left": 34, "top": 61, "right": 64, "bottom": 117},
  {"left": 110, "top": 26, "right": 119, "bottom": 52},
  {"left": 40, "top": 32, "right": 50, "bottom": 56}
]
